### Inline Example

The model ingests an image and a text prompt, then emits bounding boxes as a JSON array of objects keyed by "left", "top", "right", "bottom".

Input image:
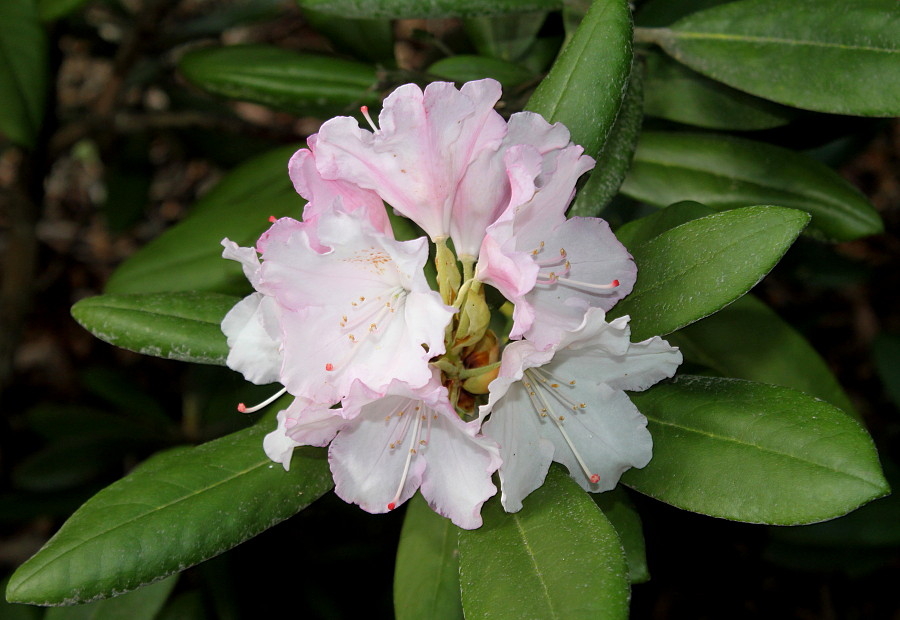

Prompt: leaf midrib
[
  {"left": 670, "top": 30, "right": 899, "bottom": 55},
  {"left": 513, "top": 513, "right": 560, "bottom": 620}
]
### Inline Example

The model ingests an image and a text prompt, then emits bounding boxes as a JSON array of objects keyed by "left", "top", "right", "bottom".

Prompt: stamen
[
  {"left": 524, "top": 369, "right": 600, "bottom": 485},
  {"left": 388, "top": 406, "right": 424, "bottom": 511},
  {"left": 537, "top": 275, "right": 620, "bottom": 291},
  {"left": 360, "top": 106, "right": 379, "bottom": 132},
  {"left": 237, "top": 386, "right": 288, "bottom": 413}
]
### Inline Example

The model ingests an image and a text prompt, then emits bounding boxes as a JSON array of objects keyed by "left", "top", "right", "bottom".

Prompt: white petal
[
  {"left": 221, "top": 293, "right": 282, "bottom": 385},
  {"left": 264, "top": 409, "right": 303, "bottom": 471}
]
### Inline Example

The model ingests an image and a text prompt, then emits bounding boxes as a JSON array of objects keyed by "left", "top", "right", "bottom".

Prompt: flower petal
[{"left": 221, "top": 293, "right": 282, "bottom": 385}]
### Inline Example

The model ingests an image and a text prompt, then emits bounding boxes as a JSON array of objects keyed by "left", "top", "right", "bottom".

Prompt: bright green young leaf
[
  {"left": 593, "top": 488, "right": 649, "bottom": 584},
  {"left": 71, "top": 292, "right": 238, "bottom": 365},
  {"left": 428, "top": 56, "right": 534, "bottom": 88},
  {"left": 526, "top": 0, "right": 632, "bottom": 158},
  {"left": 623, "top": 376, "right": 889, "bottom": 525},
  {"left": 6, "top": 424, "right": 332, "bottom": 605},
  {"left": 296, "top": 0, "right": 561, "bottom": 19},
  {"left": 621, "top": 132, "right": 883, "bottom": 242},
  {"left": 37, "top": 0, "right": 89, "bottom": 21},
  {"left": 669, "top": 295, "right": 856, "bottom": 414},
  {"left": 569, "top": 58, "right": 644, "bottom": 217},
  {"left": 302, "top": 9, "right": 395, "bottom": 64},
  {"left": 639, "top": 0, "right": 900, "bottom": 116},
  {"left": 642, "top": 51, "right": 796, "bottom": 130},
  {"left": 106, "top": 145, "right": 301, "bottom": 295},
  {"left": 0, "top": 0, "right": 48, "bottom": 148},
  {"left": 179, "top": 45, "right": 379, "bottom": 115},
  {"left": 610, "top": 205, "right": 809, "bottom": 341},
  {"left": 464, "top": 11, "right": 547, "bottom": 62},
  {"left": 458, "top": 466, "right": 629, "bottom": 620},
  {"left": 44, "top": 575, "right": 178, "bottom": 620},
  {"left": 394, "top": 494, "right": 463, "bottom": 620}
]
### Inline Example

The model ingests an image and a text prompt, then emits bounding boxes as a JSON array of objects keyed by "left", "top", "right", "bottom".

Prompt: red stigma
[
  {"left": 590, "top": 474, "right": 600, "bottom": 484},
  {"left": 387, "top": 502, "right": 396, "bottom": 511},
  {"left": 237, "top": 403, "right": 247, "bottom": 413},
  {"left": 268, "top": 215, "right": 277, "bottom": 223},
  {"left": 325, "top": 363, "right": 334, "bottom": 371},
  {"left": 612, "top": 280, "right": 620, "bottom": 287},
  {"left": 360, "top": 105, "right": 369, "bottom": 114}
]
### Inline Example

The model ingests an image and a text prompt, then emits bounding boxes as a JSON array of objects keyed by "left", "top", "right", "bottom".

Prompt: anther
[{"left": 236, "top": 386, "right": 288, "bottom": 413}]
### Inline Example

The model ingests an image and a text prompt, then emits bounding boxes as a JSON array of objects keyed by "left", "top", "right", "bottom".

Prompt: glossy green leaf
[
  {"left": 0, "top": 0, "right": 48, "bottom": 148},
  {"left": 614, "top": 200, "right": 714, "bottom": 248},
  {"left": 621, "top": 132, "right": 883, "bottom": 242},
  {"left": 610, "top": 205, "right": 809, "bottom": 341},
  {"left": 0, "top": 578, "right": 41, "bottom": 620},
  {"left": 296, "top": 0, "right": 561, "bottom": 19},
  {"left": 642, "top": 51, "right": 796, "bottom": 130},
  {"left": 71, "top": 292, "right": 239, "bottom": 365},
  {"left": 394, "top": 494, "right": 463, "bottom": 620},
  {"left": 634, "top": 0, "right": 729, "bottom": 27},
  {"left": 458, "top": 466, "right": 629, "bottom": 620},
  {"left": 428, "top": 55, "right": 534, "bottom": 88},
  {"left": 464, "top": 11, "right": 547, "bottom": 61},
  {"left": 37, "top": 0, "right": 89, "bottom": 21},
  {"left": 640, "top": 0, "right": 900, "bottom": 116},
  {"left": 526, "top": 0, "right": 632, "bottom": 158},
  {"left": 6, "top": 424, "right": 332, "bottom": 605},
  {"left": 593, "top": 488, "right": 649, "bottom": 584},
  {"left": 302, "top": 9, "right": 395, "bottom": 64},
  {"left": 623, "top": 376, "right": 889, "bottom": 525},
  {"left": 106, "top": 145, "right": 302, "bottom": 295},
  {"left": 44, "top": 575, "right": 178, "bottom": 619},
  {"left": 179, "top": 45, "right": 379, "bottom": 115},
  {"left": 568, "top": 58, "right": 644, "bottom": 217},
  {"left": 669, "top": 295, "right": 856, "bottom": 414}
]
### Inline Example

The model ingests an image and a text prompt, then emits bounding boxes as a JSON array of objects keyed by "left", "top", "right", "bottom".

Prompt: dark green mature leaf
[
  {"left": 623, "top": 376, "right": 889, "bottom": 525},
  {"left": 670, "top": 295, "right": 856, "bottom": 414},
  {"left": 621, "top": 132, "right": 883, "bottom": 242},
  {"left": 593, "top": 488, "right": 649, "bottom": 584},
  {"left": 0, "top": 0, "right": 48, "bottom": 148},
  {"left": 6, "top": 423, "right": 332, "bottom": 605},
  {"left": 44, "top": 576, "right": 177, "bottom": 619},
  {"left": 464, "top": 11, "right": 548, "bottom": 62},
  {"left": 568, "top": 58, "right": 644, "bottom": 217},
  {"left": 394, "top": 494, "right": 463, "bottom": 620},
  {"left": 614, "top": 200, "right": 714, "bottom": 248},
  {"left": 179, "top": 45, "right": 380, "bottom": 115},
  {"left": 634, "top": 0, "right": 730, "bottom": 27},
  {"left": 106, "top": 145, "right": 302, "bottom": 295},
  {"left": 428, "top": 56, "right": 534, "bottom": 88},
  {"left": 642, "top": 51, "right": 796, "bottom": 130},
  {"left": 458, "top": 466, "right": 629, "bottom": 620},
  {"left": 526, "top": 0, "right": 632, "bottom": 158},
  {"left": 641, "top": 0, "right": 900, "bottom": 116},
  {"left": 301, "top": 9, "right": 395, "bottom": 65},
  {"left": 610, "top": 205, "right": 809, "bottom": 341},
  {"left": 296, "top": 0, "right": 561, "bottom": 19},
  {"left": 71, "top": 292, "right": 238, "bottom": 365},
  {"left": 37, "top": 0, "right": 89, "bottom": 21}
]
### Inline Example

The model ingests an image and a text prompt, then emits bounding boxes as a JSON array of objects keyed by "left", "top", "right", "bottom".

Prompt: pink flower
[
  {"left": 480, "top": 308, "right": 682, "bottom": 512},
  {"left": 265, "top": 374, "right": 501, "bottom": 529},
  {"left": 475, "top": 146, "right": 636, "bottom": 349}
]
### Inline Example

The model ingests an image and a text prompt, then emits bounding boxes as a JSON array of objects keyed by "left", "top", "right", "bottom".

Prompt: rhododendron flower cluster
[{"left": 221, "top": 79, "right": 682, "bottom": 529}]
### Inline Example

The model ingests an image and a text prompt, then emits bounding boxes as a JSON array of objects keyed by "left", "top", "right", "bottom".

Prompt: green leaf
[
  {"left": 37, "top": 0, "right": 89, "bottom": 21},
  {"left": 464, "top": 11, "right": 548, "bottom": 62},
  {"left": 428, "top": 55, "right": 534, "bottom": 88},
  {"left": 106, "top": 145, "right": 302, "bottom": 295},
  {"left": 620, "top": 132, "right": 883, "bottom": 242},
  {"left": 568, "top": 58, "right": 644, "bottom": 217},
  {"left": 179, "top": 45, "right": 379, "bottom": 115},
  {"left": 394, "top": 494, "right": 463, "bottom": 620},
  {"left": 71, "top": 292, "right": 239, "bottom": 365},
  {"left": 642, "top": 51, "right": 796, "bottom": 130},
  {"left": 301, "top": 10, "right": 395, "bottom": 64},
  {"left": 295, "top": 0, "right": 562, "bottom": 19},
  {"left": 610, "top": 205, "right": 809, "bottom": 340},
  {"left": 526, "top": 0, "right": 632, "bottom": 158},
  {"left": 44, "top": 575, "right": 178, "bottom": 619},
  {"left": 640, "top": 0, "right": 900, "bottom": 116},
  {"left": 623, "top": 376, "right": 889, "bottom": 525},
  {"left": 458, "top": 466, "right": 629, "bottom": 620},
  {"left": 669, "top": 294, "right": 856, "bottom": 414},
  {"left": 614, "top": 200, "right": 714, "bottom": 248},
  {"left": 593, "top": 488, "right": 649, "bottom": 584},
  {"left": 634, "top": 0, "right": 730, "bottom": 28},
  {"left": 0, "top": 0, "right": 48, "bottom": 148},
  {"left": 6, "top": 424, "right": 332, "bottom": 605}
]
